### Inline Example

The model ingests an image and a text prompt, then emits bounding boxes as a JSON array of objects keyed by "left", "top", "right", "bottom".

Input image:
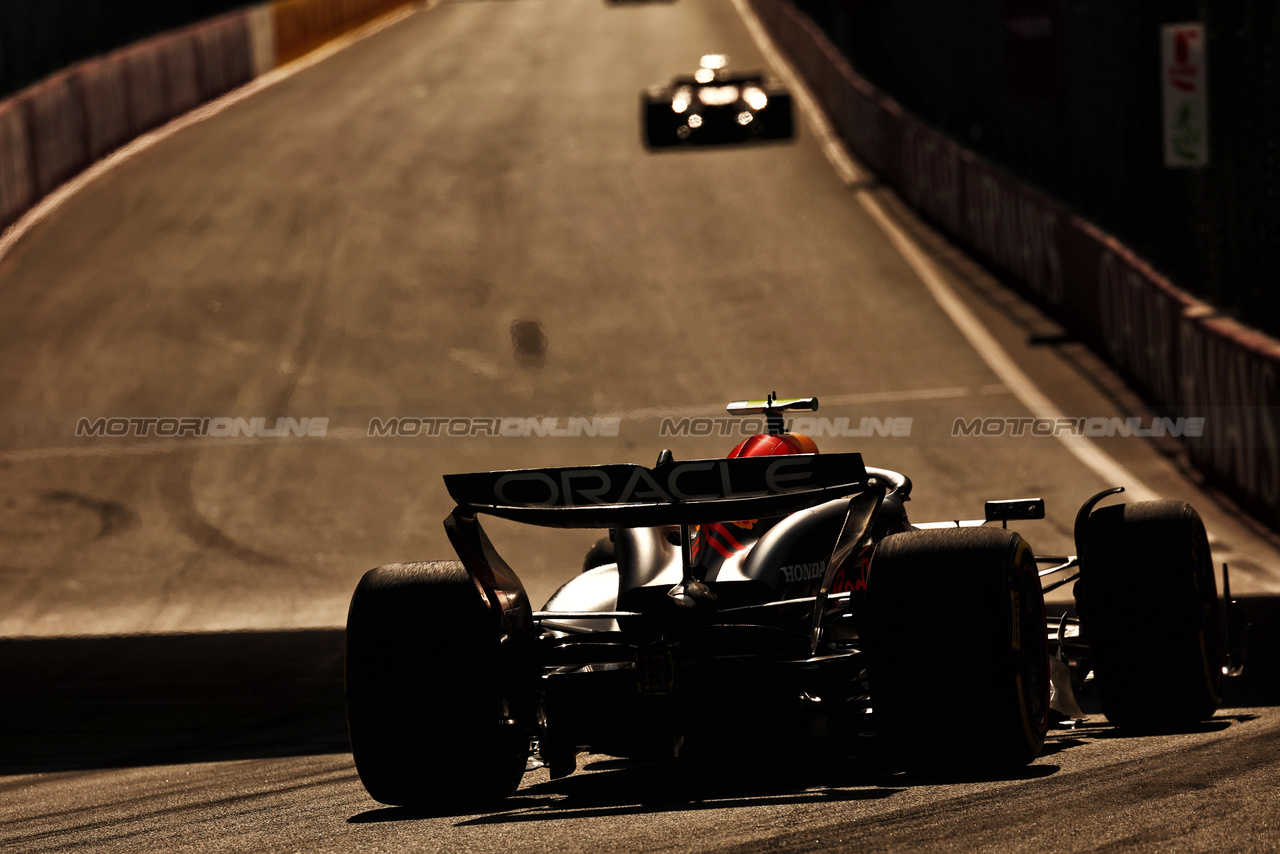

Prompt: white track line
[
  {"left": 732, "top": 0, "right": 1160, "bottom": 504},
  {"left": 0, "top": 2, "right": 429, "bottom": 265}
]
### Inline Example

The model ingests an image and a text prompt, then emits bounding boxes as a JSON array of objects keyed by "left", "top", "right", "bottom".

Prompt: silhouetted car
[
  {"left": 643, "top": 55, "right": 793, "bottom": 148},
  {"left": 345, "top": 393, "right": 1241, "bottom": 809}
]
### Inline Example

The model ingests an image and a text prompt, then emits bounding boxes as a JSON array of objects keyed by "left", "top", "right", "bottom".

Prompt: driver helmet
[
  {"left": 713, "top": 431, "right": 818, "bottom": 538},
  {"left": 726, "top": 431, "right": 819, "bottom": 458}
]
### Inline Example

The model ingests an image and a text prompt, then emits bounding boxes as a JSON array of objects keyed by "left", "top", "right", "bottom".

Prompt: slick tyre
[
  {"left": 345, "top": 561, "right": 528, "bottom": 808},
  {"left": 865, "top": 528, "right": 1050, "bottom": 773},
  {"left": 762, "top": 88, "right": 794, "bottom": 140},
  {"left": 1076, "top": 501, "right": 1222, "bottom": 730},
  {"left": 643, "top": 89, "right": 676, "bottom": 148}
]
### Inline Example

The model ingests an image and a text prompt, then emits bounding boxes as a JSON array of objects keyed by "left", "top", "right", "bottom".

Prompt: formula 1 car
[
  {"left": 345, "top": 394, "right": 1243, "bottom": 809},
  {"left": 642, "top": 55, "right": 794, "bottom": 148}
]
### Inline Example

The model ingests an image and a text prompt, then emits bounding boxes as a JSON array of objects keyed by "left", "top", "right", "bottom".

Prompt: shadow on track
[
  {"left": 0, "top": 629, "right": 350, "bottom": 774},
  {"left": 349, "top": 751, "right": 1064, "bottom": 825},
  {"left": 348, "top": 597, "right": 1280, "bottom": 825},
  {"left": 350, "top": 756, "right": 916, "bottom": 825},
  {"left": 4, "top": 597, "right": 1276, "bottom": 778}
]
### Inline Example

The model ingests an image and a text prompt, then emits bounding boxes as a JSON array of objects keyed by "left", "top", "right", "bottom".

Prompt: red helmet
[
  {"left": 726, "top": 431, "right": 819, "bottom": 458},
  {"left": 713, "top": 432, "right": 816, "bottom": 538},
  {"left": 700, "top": 399, "right": 820, "bottom": 546}
]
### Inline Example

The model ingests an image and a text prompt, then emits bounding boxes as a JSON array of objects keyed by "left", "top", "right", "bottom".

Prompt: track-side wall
[
  {"left": 748, "top": 0, "right": 1280, "bottom": 531},
  {"left": 0, "top": 0, "right": 412, "bottom": 234}
]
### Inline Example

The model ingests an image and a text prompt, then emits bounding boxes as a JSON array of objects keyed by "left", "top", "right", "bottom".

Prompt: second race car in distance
[{"left": 643, "top": 54, "right": 794, "bottom": 148}]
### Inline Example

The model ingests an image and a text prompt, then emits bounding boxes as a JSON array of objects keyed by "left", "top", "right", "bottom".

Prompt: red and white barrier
[
  {"left": 23, "top": 75, "right": 89, "bottom": 197},
  {"left": 121, "top": 43, "right": 168, "bottom": 135},
  {"left": 75, "top": 55, "right": 132, "bottom": 159},
  {"left": 0, "top": 99, "right": 36, "bottom": 229}
]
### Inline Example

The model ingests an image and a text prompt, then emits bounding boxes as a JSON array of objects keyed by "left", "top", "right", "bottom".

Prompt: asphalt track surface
[{"left": 2, "top": 0, "right": 1279, "bottom": 850}]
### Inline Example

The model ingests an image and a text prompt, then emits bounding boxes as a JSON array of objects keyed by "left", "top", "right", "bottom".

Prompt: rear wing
[
  {"left": 444, "top": 452, "right": 870, "bottom": 528},
  {"left": 671, "top": 72, "right": 767, "bottom": 88}
]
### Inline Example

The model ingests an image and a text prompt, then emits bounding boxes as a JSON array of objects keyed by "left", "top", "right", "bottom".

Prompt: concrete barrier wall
[
  {"left": 750, "top": 0, "right": 1280, "bottom": 531},
  {"left": 194, "top": 14, "right": 256, "bottom": 101},
  {"left": 273, "top": 0, "right": 345, "bottom": 65},
  {"left": 75, "top": 56, "right": 132, "bottom": 161},
  {"left": 273, "top": 0, "right": 406, "bottom": 66},
  {"left": 0, "top": 100, "right": 35, "bottom": 229},
  {"left": 161, "top": 33, "right": 204, "bottom": 117},
  {"left": 1178, "top": 316, "right": 1280, "bottom": 527},
  {"left": 0, "top": 0, "right": 411, "bottom": 237},
  {"left": 24, "top": 75, "right": 90, "bottom": 198},
  {"left": 121, "top": 43, "right": 170, "bottom": 137}
]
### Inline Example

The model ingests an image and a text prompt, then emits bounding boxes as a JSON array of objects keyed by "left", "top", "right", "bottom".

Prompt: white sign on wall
[{"left": 1161, "top": 23, "right": 1209, "bottom": 168}]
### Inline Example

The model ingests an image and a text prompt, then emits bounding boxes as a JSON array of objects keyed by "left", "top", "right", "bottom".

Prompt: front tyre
[
  {"left": 865, "top": 528, "right": 1050, "bottom": 773},
  {"left": 345, "top": 561, "right": 529, "bottom": 808},
  {"left": 1076, "top": 501, "right": 1222, "bottom": 730}
]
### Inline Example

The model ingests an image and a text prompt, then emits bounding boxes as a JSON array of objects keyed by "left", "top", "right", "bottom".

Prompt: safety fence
[
  {"left": 0, "top": 0, "right": 411, "bottom": 233},
  {"left": 748, "top": 0, "right": 1280, "bottom": 532},
  {"left": 790, "top": 0, "right": 1280, "bottom": 339}
]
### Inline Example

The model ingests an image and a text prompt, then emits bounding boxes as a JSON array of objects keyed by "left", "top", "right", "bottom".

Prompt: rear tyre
[
  {"left": 643, "top": 89, "right": 677, "bottom": 148},
  {"left": 1075, "top": 501, "right": 1222, "bottom": 730},
  {"left": 762, "top": 88, "right": 794, "bottom": 140},
  {"left": 345, "top": 561, "right": 529, "bottom": 808},
  {"left": 865, "top": 528, "right": 1049, "bottom": 773}
]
